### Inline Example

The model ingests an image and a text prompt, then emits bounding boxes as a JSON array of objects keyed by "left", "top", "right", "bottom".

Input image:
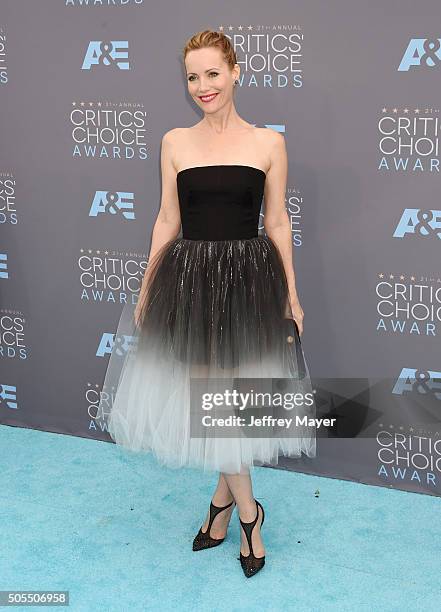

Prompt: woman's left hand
[{"left": 284, "top": 294, "right": 304, "bottom": 337}]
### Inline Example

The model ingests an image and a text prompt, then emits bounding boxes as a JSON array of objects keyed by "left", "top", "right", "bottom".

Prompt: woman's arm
[
  {"left": 262, "top": 130, "right": 304, "bottom": 335},
  {"left": 135, "top": 130, "right": 182, "bottom": 322}
]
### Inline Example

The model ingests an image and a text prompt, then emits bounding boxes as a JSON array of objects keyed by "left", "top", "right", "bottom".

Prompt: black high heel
[
  {"left": 192, "top": 499, "right": 235, "bottom": 551},
  {"left": 237, "top": 499, "right": 265, "bottom": 578}
]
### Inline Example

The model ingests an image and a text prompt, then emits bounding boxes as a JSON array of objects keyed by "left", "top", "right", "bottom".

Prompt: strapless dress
[{"left": 96, "top": 165, "right": 316, "bottom": 474}]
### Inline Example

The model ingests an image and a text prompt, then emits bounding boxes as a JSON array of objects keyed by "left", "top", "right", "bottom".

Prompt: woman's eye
[{"left": 188, "top": 72, "right": 219, "bottom": 82}]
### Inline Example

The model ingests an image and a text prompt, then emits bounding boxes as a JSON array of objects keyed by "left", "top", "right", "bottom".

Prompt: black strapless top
[{"left": 176, "top": 164, "right": 266, "bottom": 240}]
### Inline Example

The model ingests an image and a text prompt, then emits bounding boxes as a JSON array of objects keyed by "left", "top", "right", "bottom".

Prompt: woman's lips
[{"left": 198, "top": 93, "right": 218, "bottom": 103}]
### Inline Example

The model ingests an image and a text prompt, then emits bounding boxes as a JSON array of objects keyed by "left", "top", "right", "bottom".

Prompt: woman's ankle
[
  {"left": 238, "top": 499, "right": 259, "bottom": 522},
  {"left": 212, "top": 490, "right": 235, "bottom": 506}
]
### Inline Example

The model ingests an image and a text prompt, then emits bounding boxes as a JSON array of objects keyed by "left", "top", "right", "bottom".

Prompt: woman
[{"left": 97, "top": 30, "right": 316, "bottom": 578}]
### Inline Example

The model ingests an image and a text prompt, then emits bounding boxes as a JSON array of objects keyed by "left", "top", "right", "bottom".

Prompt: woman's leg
[
  {"left": 199, "top": 473, "right": 235, "bottom": 538},
  {"left": 212, "top": 363, "right": 265, "bottom": 556},
  {"left": 223, "top": 467, "right": 265, "bottom": 557},
  {"left": 191, "top": 363, "right": 236, "bottom": 538}
]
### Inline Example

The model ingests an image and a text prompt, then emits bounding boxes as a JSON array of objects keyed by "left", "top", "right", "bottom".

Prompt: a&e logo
[
  {"left": 392, "top": 368, "right": 441, "bottom": 400},
  {"left": 0, "top": 384, "right": 18, "bottom": 409},
  {"left": 89, "top": 191, "right": 135, "bottom": 219},
  {"left": 393, "top": 209, "right": 441, "bottom": 239},
  {"left": 82, "top": 41, "right": 130, "bottom": 70},
  {"left": 0, "top": 253, "right": 8, "bottom": 278},
  {"left": 96, "top": 332, "right": 137, "bottom": 357},
  {"left": 398, "top": 38, "right": 441, "bottom": 71}
]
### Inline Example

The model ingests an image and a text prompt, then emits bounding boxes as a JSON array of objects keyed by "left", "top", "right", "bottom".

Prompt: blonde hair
[{"left": 182, "top": 29, "right": 238, "bottom": 70}]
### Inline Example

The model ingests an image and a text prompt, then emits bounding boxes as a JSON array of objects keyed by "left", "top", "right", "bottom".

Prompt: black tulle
[{"left": 137, "top": 235, "right": 295, "bottom": 370}]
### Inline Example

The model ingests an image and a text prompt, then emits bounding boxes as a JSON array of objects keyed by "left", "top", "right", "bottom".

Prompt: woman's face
[{"left": 185, "top": 47, "right": 238, "bottom": 113}]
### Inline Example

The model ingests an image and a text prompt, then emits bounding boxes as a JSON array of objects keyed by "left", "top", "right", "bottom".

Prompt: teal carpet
[{"left": 0, "top": 423, "right": 440, "bottom": 611}]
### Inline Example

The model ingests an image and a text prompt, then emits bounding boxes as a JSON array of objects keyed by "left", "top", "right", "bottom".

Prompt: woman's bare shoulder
[
  {"left": 256, "top": 126, "right": 283, "bottom": 143},
  {"left": 160, "top": 129, "right": 190, "bottom": 171},
  {"left": 162, "top": 127, "right": 188, "bottom": 143}
]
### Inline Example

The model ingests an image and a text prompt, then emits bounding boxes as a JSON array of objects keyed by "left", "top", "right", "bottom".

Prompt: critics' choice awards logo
[
  {"left": 0, "top": 310, "right": 28, "bottom": 359},
  {"left": 398, "top": 38, "right": 441, "bottom": 71},
  {"left": 378, "top": 107, "right": 440, "bottom": 173},
  {"left": 86, "top": 381, "right": 112, "bottom": 432},
  {"left": 81, "top": 41, "right": 129, "bottom": 70},
  {"left": 0, "top": 27, "right": 7, "bottom": 85},
  {"left": 0, "top": 174, "right": 17, "bottom": 225},
  {"left": 70, "top": 101, "right": 148, "bottom": 159},
  {"left": 219, "top": 25, "right": 303, "bottom": 88},
  {"left": 376, "top": 272, "right": 441, "bottom": 336},
  {"left": 89, "top": 190, "right": 135, "bottom": 219},
  {"left": 377, "top": 429, "right": 441, "bottom": 487},
  {"left": 78, "top": 248, "right": 147, "bottom": 303},
  {"left": 393, "top": 208, "right": 441, "bottom": 239}
]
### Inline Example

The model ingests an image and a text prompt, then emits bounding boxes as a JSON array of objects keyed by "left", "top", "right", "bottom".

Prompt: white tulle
[{"left": 96, "top": 300, "right": 317, "bottom": 475}]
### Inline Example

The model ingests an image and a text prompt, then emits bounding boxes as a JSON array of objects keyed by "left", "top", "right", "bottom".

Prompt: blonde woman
[{"left": 98, "top": 30, "right": 316, "bottom": 578}]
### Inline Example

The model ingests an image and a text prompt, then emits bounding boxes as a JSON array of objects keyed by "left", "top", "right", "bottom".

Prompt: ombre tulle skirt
[{"left": 95, "top": 235, "right": 317, "bottom": 474}]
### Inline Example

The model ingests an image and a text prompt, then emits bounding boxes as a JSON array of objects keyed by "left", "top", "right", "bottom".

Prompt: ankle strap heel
[
  {"left": 192, "top": 499, "right": 235, "bottom": 551},
  {"left": 238, "top": 499, "right": 265, "bottom": 578}
]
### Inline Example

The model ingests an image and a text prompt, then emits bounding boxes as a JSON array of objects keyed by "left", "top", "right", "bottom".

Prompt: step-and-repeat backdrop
[{"left": 1, "top": 1, "right": 440, "bottom": 496}]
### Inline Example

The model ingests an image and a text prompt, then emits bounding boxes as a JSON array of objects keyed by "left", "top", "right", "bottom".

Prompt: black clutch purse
[{"left": 283, "top": 317, "right": 306, "bottom": 379}]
